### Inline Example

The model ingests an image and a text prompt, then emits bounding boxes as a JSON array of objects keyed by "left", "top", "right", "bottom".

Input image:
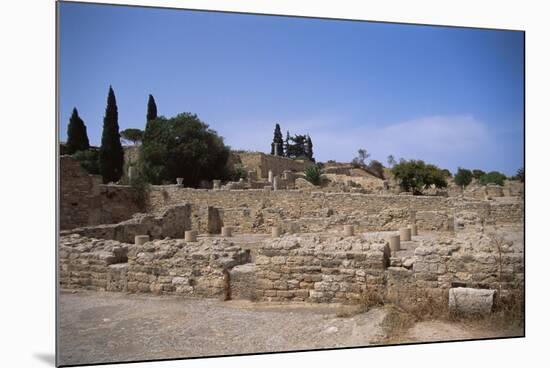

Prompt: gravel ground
[
  {"left": 58, "top": 288, "right": 523, "bottom": 366},
  {"left": 58, "top": 290, "right": 388, "bottom": 366}
]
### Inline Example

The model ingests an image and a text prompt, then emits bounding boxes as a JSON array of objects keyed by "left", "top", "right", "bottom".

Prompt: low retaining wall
[
  {"left": 254, "top": 235, "right": 390, "bottom": 303},
  {"left": 60, "top": 235, "right": 250, "bottom": 298}
]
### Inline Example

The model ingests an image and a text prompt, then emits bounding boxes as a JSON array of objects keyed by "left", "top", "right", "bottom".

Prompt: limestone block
[{"left": 448, "top": 287, "right": 495, "bottom": 315}]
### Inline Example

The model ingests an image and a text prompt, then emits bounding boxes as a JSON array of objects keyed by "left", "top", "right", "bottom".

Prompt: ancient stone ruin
[{"left": 59, "top": 154, "right": 524, "bottom": 316}]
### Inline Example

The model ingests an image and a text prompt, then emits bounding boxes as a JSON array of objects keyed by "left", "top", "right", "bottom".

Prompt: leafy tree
[
  {"left": 472, "top": 169, "right": 486, "bottom": 180},
  {"left": 99, "top": 86, "right": 124, "bottom": 183},
  {"left": 441, "top": 169, "right": 452, "bottom": 178},
  {"left": 387, "top": 154, "right": 396, "bottom": 167},
  {"left": 479, "top": 171, "right": 507, "bottom": 186},
  {"left": 139, "top": 113, "right": 230, "bottom": 187},
  {"left": 351, "top": 149, "right": 370, "bottom": 168},
  {"left": 304, "top": 165, "right": 323, "bottom": 185},
  {"left": 120, "top": 128, "right": 144, "bottom": 145},
  {"left": 66, "top": 108, "right": 90, "bottom": 154},
  {"left": 73, "top": 149, "right": 99, "bottom": 175},
  {"left": 367, "top": 159, "right": 385, "bottom": 179},
  {"left": 454, "top": 167, "right": 473, "bottom": 188},
  {"left": 286, "top": 134, "right": 308, "bottom": 159},
  {"left": 391, "top": 159, "right": 448, "bottom": 194},
  {"left": 284, "top": 131, "right": 290, "bottom": 157},
  {"left": 515, "top": 167, "right": 525, "bottom": 183},
  {"left": 270, "top": 123, "right": 284, "bottom": 156}
]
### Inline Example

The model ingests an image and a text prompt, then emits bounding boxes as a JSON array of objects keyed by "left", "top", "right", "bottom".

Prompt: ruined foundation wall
[
  {"left": 254, "top": 235, "right": 390, "bottom": 303},
  {"left": 386, "top": 231, "right": 524, "bottom": 304},
  {"left": 148, "top": 188, "right": 452, "bottom": 231},
  {"left": 236, "top": 152, "right": 313, "bottom": 179},
  {"left": 61, "top": 204, "right": 192, "bottom": 243},
  {"left": 60, "top": 156, "right": 141, "bottom": 230},
  {"left": 59, "top": 235, "right": 250, "bottom": 298}
]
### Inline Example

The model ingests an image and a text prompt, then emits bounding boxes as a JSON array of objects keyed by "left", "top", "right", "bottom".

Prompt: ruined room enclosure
[{"left": 59, "top": 190, "right": 524, "bottom": 310}]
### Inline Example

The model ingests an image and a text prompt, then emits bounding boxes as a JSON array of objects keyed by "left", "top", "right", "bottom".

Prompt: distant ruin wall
[
  {"left": 146, "top": 187, "right": 521, "bottom": 234},
  {"left": 61, "top": 204, "right": 192, "bottom": 243},
  {"left": 60, "top": 156, "right": 141, "bottom": 230},
  {"left": 236, "top": 152, "right": 313, "bottom": 179}
]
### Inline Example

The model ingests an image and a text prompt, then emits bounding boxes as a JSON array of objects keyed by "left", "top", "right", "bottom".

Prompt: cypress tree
[
  {"left": 284, "top": 131, "right": 290, "bottom": 157},
  {"left": 271, "top": 123, "right": 284, "bottom": 156},
  {"left": 306, "top": 135, "right": 313, "bottom": 161},
  {"left": 66, "top": 107, "right": 90, "bottom": 154},
  {"left": 146, "top": 94, "right": 157, "bottom": 123},
  {"left": 99, "top": 86, "right": 124, "bottom": 183}
]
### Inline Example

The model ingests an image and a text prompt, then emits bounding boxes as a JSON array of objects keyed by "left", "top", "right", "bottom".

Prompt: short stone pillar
[
  {"left": 273, "top": 176, "right": 279, "bottom": 190},
  {"left": 221, "top": 226, "right": 232, "bottom": 237},
  {"left": 344, "top": 225, "right": 355, "bottom": 237},
  {"left": 184, "top": 230, "right": 197, "bottom": 242},
  {"left": 176, "top": 177, "right": 184, "bottom": 185},
  {"left": 410, "top": 224, "right": 418, "bottom": 236},
  {"left": 271, "top": 226, "right": 281, "bottom": 238},
  {"left": 263, "top": 185, "right": 272, "bottom": 192},
  {"left": 212, "top": 180, "right": 221, "bottom": 190},
  {"left": 410, "top": 210, "right": 416, "bottom": 223},
  {"left": 268, "top": 170, "right": 273, "bottom": 183},
  {"left": 389, "top": 235, "right": 400, "bottom": 253},
  {"left": 399, "top": 227, "right": 411, "bottom": 241},
  {"left": 134, "top": 235, "right": 150, "bottom": 245},
  {"left": 128, "top": 166, "right": 135, "bottom": 182}
]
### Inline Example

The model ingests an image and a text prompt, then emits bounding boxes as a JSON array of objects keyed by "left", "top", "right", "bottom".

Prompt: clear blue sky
[{"left": 58, "top": 2, "right": 524, "bottom": 175}]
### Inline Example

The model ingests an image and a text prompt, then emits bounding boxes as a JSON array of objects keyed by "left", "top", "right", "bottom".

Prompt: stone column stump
[
  {"left": 344, "top": 225, "right": 355, "bottom": 236},
  {"left": 410, "top": 224, "right": 418, "bottom": 236},
  {"left": 389, "top": 235, "right": 401, "bottom": 253},
  {"left": 221, "top": 226, "right": 232, "bottom": 237},
  {"left": 185, "top": 230, "right": 197, "bottom": 242},
  {"left": 399, "top": 228, "right": 411, "bottom": 241},
  {"left": 135, "top": 235, "right": 150, "bottom": 245},
  {"left": 271, "top": 226, "right": 281, "bottom": 238}
]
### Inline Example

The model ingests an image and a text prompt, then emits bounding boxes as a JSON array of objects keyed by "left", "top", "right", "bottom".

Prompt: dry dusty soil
[{"left": 58, "top": 290, "right": 522, "bottom": 366}]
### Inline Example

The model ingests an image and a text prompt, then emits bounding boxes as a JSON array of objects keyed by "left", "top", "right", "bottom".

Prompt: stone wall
[
  {"left": 254, "top": 234, "right": 390, "bottom": 303},
  {"left": 59, "top": 235, "right": 250, "bottom": 298},
  {"left": 145, "top": 188, "right": 522, "bottom": 234},
  {"left": 61, "top": 204, "right": 192, "bottom": 243},
  {"left": 60, "top": 156, "right": 141, "bottom": 230},
  {"left": 235, "top": 151, "right": 314, "bottom": 179},
  {"left": 59, "top": 235, "right": 130, "bottom": 291}
]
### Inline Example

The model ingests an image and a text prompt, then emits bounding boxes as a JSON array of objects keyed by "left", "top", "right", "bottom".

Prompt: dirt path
[
  {"left": 58, "top": 290, "right": 387, "bottom": 366},
  {"left": 58, "top": 290, "right": 522, "bottom": 366}
]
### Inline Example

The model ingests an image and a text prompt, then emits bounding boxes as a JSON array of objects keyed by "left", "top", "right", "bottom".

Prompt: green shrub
[
  {"left": 454, "top": 167, "right": 473, "bottom": 188},
  {"left": 73, "top": 149, "right": 99, "bottom": 175},
  {"left": 479, "top": 171, "right": 507, "bottom": 186},
  {"left": 304, "top": 165, "right": 323, "bottom": 186}
]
